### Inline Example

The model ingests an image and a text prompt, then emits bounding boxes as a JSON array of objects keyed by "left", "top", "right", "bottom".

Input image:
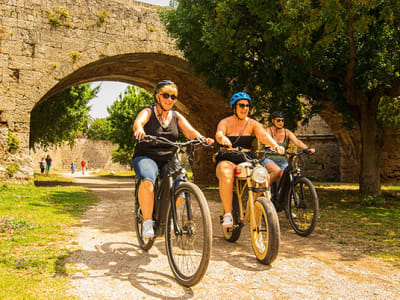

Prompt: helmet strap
[{"left": 233, "top": 109, "right": 246, "bottom": 121}]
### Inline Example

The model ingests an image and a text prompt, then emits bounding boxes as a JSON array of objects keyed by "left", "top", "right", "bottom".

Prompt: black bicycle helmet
[{"left": 271, "top": 111, "right": 286, "bottom": 119}]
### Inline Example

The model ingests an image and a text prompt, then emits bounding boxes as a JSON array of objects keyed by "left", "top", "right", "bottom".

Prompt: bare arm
[
  {"left": 287, "top": 130, "right": 316, "bottom": 153},
  {"left": 253, "top": 121, "right": 285, "bottom": 155},
  {"left": 133, "top": 108, "right": 151, "bottom": 140},
  {"left": 215, "top": 118, "right": 232, "bottom": 148},
  {"left": 176, "top": 112, "right": 214, "bottom": 144}
]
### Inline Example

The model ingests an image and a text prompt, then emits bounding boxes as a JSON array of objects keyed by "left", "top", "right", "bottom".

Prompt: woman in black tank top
[
  {"left": 132, "top": 80, "right": 214, "bottom": 238},
  {"left": 215, "top": 92, "right": 285, "bottom": 228}
]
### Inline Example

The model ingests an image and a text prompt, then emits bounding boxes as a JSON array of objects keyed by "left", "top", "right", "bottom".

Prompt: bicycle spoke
[{"left": 165, "top": 183, "right": 211, "bottom": 286}]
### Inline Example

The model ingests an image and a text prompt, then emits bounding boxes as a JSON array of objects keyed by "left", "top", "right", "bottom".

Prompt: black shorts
[{"left": 214, "top": 151, "right": 255, "bottom": 168}]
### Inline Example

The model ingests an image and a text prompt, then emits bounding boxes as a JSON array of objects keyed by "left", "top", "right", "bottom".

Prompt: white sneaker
[
  {"left": 222, "top": 212, "right": 233, "bottom": 228},
  {"left": 142, "top": 219, "right": 154, "bottom": 238}
]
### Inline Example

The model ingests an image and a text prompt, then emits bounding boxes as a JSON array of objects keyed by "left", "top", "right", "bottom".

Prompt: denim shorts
[
  {"left": 132, "top": 156, "right": 169, "bottom": 185},
  {"left": 262, "top": 158, "right": 288, "bottom": 171}
]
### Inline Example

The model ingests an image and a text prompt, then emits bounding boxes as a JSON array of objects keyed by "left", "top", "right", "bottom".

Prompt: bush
[
  {"left": 6, "top": 163, "right": 20, "bottom": 177},
  {"left": 8, "top": 132, "right": 20, "bottom": 152}
]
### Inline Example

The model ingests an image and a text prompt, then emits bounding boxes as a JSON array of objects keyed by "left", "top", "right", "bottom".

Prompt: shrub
[
  {"left": 6, "top": 163, "right": 20, "bottom": 177},
  {"left": 7, "top": 132, "right": 20, "bottom": 152}
]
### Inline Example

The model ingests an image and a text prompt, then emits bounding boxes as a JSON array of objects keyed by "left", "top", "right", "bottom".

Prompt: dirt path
[{"left": 65, "top": 175, "right": 400, "bottom": 299}]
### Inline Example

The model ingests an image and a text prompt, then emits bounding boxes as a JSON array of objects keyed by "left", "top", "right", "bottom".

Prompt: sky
[{"left": 88, "top": 0, "right": 171, "bottom": 119}]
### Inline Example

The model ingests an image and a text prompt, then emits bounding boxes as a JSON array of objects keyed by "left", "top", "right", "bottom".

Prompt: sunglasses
[
  {"left": 160, "top": 93, "right": 177, "bottom": 100},
  {"left": 275, "top": 119, "right": 285, "bottom": 123},
  {"left": 237, "top": 103, "right": 250, "bottom": 109}
]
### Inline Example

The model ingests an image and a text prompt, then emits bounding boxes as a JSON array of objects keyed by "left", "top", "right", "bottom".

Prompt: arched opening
[{"left": 29, "top": 53, "right": 227, "bottom": 183}]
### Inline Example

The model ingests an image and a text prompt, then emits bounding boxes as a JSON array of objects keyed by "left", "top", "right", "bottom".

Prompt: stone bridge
[
  {"left": 0, "top": 0, "right": 228, "bottom": 182},
  {"left": 0, "top": 0, "right": 399, "bottom": 183}
]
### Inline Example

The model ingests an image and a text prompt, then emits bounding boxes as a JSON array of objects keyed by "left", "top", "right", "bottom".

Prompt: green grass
[
  {"left": 315, "top": 187, "right": 400, "bottom": 265},
  {"left": 34, "top": 173, "right": 73, "bottom": 183},
  {"left": 0, "top": 182, "right": 97, "bottom": 299},
  {"left": 92, "top": 170, "right": 135, "bottom": 178}
]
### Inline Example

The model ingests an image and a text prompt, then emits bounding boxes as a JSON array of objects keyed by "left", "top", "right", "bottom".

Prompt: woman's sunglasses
[
  {"left": 160, "top": 93, "right": 177, "bottom": 100},
  {"left": 237, "top": 103, "right": 250, "bottom": 109},
  {"left": 275, "top": 118, "right": 285, "bottom": 123}
]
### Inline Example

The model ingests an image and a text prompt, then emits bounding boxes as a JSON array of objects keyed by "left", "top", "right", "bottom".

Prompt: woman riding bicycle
[
  {"left": 215, "top": 92, "right": 285, "bottom": 228},
  {"left": 133, "top": 80, "right": 214, "bottom": 238},
  {"left": 263, "top": 111, "right": 316, "bottom": 184}
]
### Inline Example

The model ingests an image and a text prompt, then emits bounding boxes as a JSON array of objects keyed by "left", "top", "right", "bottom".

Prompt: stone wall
[
  {"left": 294, "top": 115, "right": 340, "bottom": 181},
  {"left": 31, "top": 138, "right": 130, "bottom": 173},
  {"left": 0, "top": 0, "right": 227, "bottom": 183}
]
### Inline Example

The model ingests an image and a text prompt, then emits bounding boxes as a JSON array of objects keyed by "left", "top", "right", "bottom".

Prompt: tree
[
  {"left": 107, "top": 86, "right": 154, "bottom": 166},
  {"left": 161, "top": 0, "right": 400, "bottom": 195},
  {"left": 30, "top": 84, "right": 98, "bottom": 149},
  {"left": 87, "top": 118, "right": 112, "bottom": 141}
]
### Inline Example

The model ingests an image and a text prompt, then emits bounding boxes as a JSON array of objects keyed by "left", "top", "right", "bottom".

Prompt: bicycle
[
  {"left": 219, "top": 147, "right": 280, "bottom": 265},
  {"left": 269, "top": 148, "right": 319, "bottom": 237},
  {"left": 133, "top": 135, "right": 213, "bottom": 287}
]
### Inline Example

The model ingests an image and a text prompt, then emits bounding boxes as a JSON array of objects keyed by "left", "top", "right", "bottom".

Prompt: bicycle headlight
[{"left": 252, "top": 166, "right": 268, "bottom": 183}]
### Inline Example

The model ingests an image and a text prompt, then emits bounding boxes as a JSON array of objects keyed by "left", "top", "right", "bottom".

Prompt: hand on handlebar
[
  {"left": 198, "top": 136, "right": 215, "bottom": 145},
  {"left": 134, "top": 127, "right": 146, "bottom": 140},
  {"left": 307, "top": 148, "right": 316, "bottom": 154},
  {"left": 220, "top": 136, "right": 232, "bottom": 149},
  {"left": 275, "top": 145, "right": 285, "bottom": 155}
]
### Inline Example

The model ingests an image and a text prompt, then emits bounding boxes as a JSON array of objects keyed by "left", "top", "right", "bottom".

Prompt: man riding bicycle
[{"left": 263, "top": 111, "right": 316, "bottom": 184}]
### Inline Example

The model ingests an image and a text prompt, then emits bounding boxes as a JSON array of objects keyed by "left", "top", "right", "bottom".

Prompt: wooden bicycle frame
[{"left": 234, "top": 174, "right": 269, "bottom": 228}]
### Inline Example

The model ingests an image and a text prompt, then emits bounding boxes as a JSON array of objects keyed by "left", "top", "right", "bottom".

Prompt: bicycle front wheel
[
  {"left": 287, "top": 177, "right": 319, "bottom": 237},
  {"left": 250, "top": 197, "right": 280, "bottom": 265},
  {"left": 165, "top": 182, "right": 212, "bottom": 287},
  {"left": 221, "top": 191, "right": 242, "bottom": 242}
]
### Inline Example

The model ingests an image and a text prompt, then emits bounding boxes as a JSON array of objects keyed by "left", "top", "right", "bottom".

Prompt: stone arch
[{"left": 0, "top": 0, "right": 228, "bottom": 182}]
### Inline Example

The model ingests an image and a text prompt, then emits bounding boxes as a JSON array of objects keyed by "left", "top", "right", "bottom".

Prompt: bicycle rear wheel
[
  {"left": 250, "top": 197, "right": 280, "bottom": 265},
  {"left": 165, "top": 182, "right": 212, "bottom": 287},
  {"left": 133, "top": 179, "right": 155, "bottom": 251},
  {"left": 221, "top": 191, "right": 242, "bottom": 242},
  {"left": 287, "top": 177, "right": 319, "bottom": 237}
]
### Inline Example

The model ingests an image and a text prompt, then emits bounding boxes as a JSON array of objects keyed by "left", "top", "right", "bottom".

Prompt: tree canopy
[
  {"left": 107, "top": 86, "right": 154, "bottom": 166},
  {"left": 30, "top": 84, "right": 98, "bottom": 149},
  {"left": 87, "top": 118, "right": 112, "bottom": 141},
  {"left": 161, "top": 0, "right": 400, "bottom": 195}
]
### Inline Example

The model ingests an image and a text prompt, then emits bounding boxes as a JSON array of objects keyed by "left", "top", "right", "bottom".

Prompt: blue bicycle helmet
[{"left": 230, "top": 92, "right": 252, "bottom": 108}]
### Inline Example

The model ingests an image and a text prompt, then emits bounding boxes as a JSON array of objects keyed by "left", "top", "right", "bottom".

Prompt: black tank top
[
  {"left": 228, "top": 136, "right": 255, "bottom": 149},
  {"left": 214, "top": 136, "right": 256, "bottom": 167},
  {"left": 133, "top": 106, "right": 180, "bottom": 162}
]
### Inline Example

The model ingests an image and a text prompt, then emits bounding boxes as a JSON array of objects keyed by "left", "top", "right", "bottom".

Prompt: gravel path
[{"left": 65, "top": 175, "right": 400, "bottom": 299}]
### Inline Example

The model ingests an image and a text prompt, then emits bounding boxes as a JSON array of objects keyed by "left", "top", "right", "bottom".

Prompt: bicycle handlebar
[
  {"left": 140, "top": 135, "right": 210, "bottom": 148},
  {"left": 263, "top": 146, "right": 311, "bottom": 157}
]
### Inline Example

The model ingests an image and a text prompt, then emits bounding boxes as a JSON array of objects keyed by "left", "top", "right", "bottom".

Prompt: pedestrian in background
[
  {"left": 81, "top": 160, "right": 86, "bottom": 175},
  {"left": 45, "top": 154, "right": 52, "bottom": 175},
  {"left": 71, "top": 162, "right": 75, "bottom": 174},
  {"left": 40, "top": 157, "right": 46, "bottom": 174}
]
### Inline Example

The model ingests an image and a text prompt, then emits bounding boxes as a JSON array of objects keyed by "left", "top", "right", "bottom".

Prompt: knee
[
  {"left": 140, "top": 180, "right": 154, "bottom": 192},
  {"left": 218, "top": 170, "right": 234, "bottom": 184}
]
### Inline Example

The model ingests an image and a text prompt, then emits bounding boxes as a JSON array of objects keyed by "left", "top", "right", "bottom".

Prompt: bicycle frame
[
  {"left": 276, "top": 158, "right": 297, "bottom": 209},
  {"left": 144, "top": 158, "right": 188, "bottom": 237},
  {"left": 235, "top": 173, "right": 268, "bottom": 227}
]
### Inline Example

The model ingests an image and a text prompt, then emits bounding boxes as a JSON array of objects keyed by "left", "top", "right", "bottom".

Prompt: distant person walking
[
  {"left": 45, "top": 155, "right": 52, "bottom": 175},
  {"left": 81, "top": 160, "right": 86, "bottom": 175},
  {"left": 40, "top": 157, "right": 46, "bottom": 174},
  {"left": 71, "top": 162, "right": 76, "bottom": 174}
]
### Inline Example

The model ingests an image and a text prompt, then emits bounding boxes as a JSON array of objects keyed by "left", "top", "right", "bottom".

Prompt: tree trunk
[{"left": 359, "top": 99, "right": 384, "bottom": 196}]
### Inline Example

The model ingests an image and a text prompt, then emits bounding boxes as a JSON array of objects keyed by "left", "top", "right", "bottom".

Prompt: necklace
[{"left": 155, "top": 106, "right": 169, "bottom": 128}]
